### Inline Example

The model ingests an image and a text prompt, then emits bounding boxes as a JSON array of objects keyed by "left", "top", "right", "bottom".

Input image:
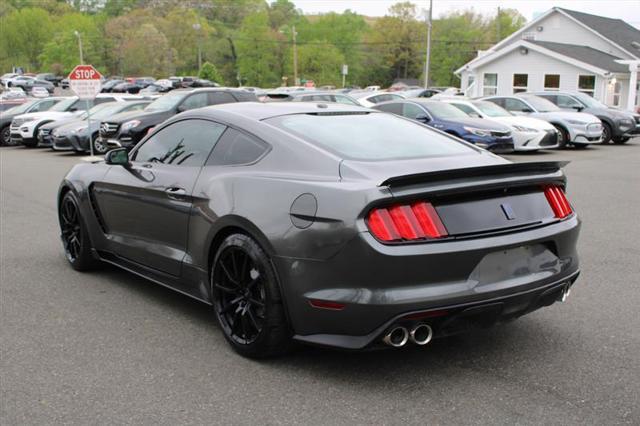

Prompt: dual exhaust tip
[{"left": 383, "top": 324, "right": 433, "bottom": 347}]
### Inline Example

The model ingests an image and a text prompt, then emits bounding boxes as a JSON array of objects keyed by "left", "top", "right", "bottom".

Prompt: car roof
[{"left": 182, "top": 101, "right": 373, "bottom": 121}]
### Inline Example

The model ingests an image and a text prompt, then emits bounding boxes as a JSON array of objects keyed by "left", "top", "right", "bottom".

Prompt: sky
[{"left": 291, "top": 0, "right": 640, "bottom": 28}]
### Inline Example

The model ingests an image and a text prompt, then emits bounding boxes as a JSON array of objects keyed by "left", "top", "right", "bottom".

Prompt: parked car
[
  {"left": 191, "top": 79, "right": 218, "bottom": 88},
  {"left": 100, "top": 79, "right": 125, "bottom": 93},
  {"left": 0, "top": 87, "right": 27, "bottom": 101},
  {"left": 51, "top": 100, "right": 150, "bottom": 154},
  {"left": 262, "top": 90, "right": 360, "bottom": 105},
  {"left": 482, "top": 94, "right": 603, "bottom": 148},
  {"left": 168, "top": 76, "right": 183, "bottom": 88},
  {"left": 57, "top": 101, "right": 581, "bottom": 357},
  {"left": 0, "top": 73, "right": 19, "bottom": 85},
  {"left": 350, "top": 91, "right": 405, "bottom": 107},
  {"left": 0, "top": 99, "right": 27, "bottom": 113},
  {"left": 374, "top": 99, "right": 514, "bottom": 153},
  {"left": 7, "top": 76, "right": 55, "bottom": 94},
  {"left": 139, "top": 83, "right": 172, "bottom": 96},
  {"left": 400, "top": 88, "right": 441, "bottom": 98},
  {"left": 180, "top": 76, "right": 198, "bottom": 88},
  {"left": 0, "top": 97, "right": 63, "bottom": 145},
  {"left": 31, "top": 87, "right": 50, "bottom": 98},
  {"left": 11, "top": 94, "right": 140, "bottom": 147},
  {"left": 443, "top": 99, "right": 560, "bottom": 151},
  {"left": 97, "top": 88, "right": 258, "bottom": 150},
  {"left": 528, "top": 91, "right": 638, "bottom": 144},
  {"left": 36, "top": 73, "right": 62, "bottom": 87}
]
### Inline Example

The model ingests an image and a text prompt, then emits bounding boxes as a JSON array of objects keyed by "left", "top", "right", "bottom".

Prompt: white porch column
[{"left": 627, "top": 63, "right": 638, "bottom": 112}]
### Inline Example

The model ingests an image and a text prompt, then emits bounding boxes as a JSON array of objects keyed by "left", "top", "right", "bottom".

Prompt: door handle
[{"left": 165, "top": 187, "right": 186, "bottom": 200}]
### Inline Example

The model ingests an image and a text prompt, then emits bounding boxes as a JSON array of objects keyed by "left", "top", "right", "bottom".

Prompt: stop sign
[{"left": 68, "top": 64, "right": 102, "bottom": 100}]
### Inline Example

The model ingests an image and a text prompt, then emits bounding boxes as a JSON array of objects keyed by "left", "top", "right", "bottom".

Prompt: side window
[
  {"left": 503, "top": 98, "right": 530, "bottom": 112},
  {"left": 402, "top": 103, "right": 426, "bottom": 119},
  {"left": 488, "top": 98, "right": 505, "bottom": 108},
  {"left": 34, "top": 100, "right": 55, "bottom": 111},
  {"left": 209, "top": 92, "right": 236, "bottom": 105},
  {"left": 207, "top": 128, "right": 269, "bottom": 166},
  {"left": 538, "top": 94, "right": 558, "bottom": 104},
  {"left": 133, "top": 119, "right": 226, "bottom": 167},
  {"left": 94, "top": 97, "right": 114, "bottom": 105},
  {"left": 180, "top": 93, "right": 209, "bottom": 110},
  {"left": 368, "top": 95, "right": 383, "bottom": 104},
  {"left": 375, "top": 102, "right": 402, "bottom": 115},
  {"left": 305, "top": 94, "right": 333, "bottom": 102},
  {"left": 333, "top": 95, "right": 359, "bottom": 106}
]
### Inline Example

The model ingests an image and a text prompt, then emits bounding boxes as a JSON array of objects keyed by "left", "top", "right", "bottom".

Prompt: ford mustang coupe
[{"left": 58, "top": 102, "right": 581, "bottom": 357}]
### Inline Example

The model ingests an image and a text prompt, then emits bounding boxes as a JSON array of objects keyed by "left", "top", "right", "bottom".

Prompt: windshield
[
  {"left": 265, "top": 112, "right": 474, "bottom": 161},
  {"left": 145, "top": 92, "right": 184, "bottom": 112},
  {"left": 572, "top": 92, "right": 607, "bottom": 108},
  {"left": 422, "top": 102, "right": 469, "bottom": 119},
  {"left": 50, "top": 97, "right": 78, "bottom": 112},
  {"left": 521, "top": 96, "right": 559, "bottom": 112},
  {"left": 5, "top": 100, "right": 38, "bottom": 114},
  {"left": 473, "top": 101, "right": 511, "bottom": 117}
]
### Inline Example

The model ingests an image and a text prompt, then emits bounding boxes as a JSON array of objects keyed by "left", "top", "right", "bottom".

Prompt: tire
[
  {"left": 601, "top": 122, "right": 612, "bottom": 144},
  {"left": 1, "top": 126, "right": 13, "bottom": 146},
  {"left": 613, "top": 136, "right": 630, "bottom": 145},
  {"left": 91, "top": 133, "right": 109, "bottom": 155},
  {"left": 553, "top": 124, "right": 569, "bottom": 149},
  {"left": 58, "top": 191, "right": 100, "bottom": 271},
  {"left": 211, "top": 233, "right": 291, "bottom": 358}
]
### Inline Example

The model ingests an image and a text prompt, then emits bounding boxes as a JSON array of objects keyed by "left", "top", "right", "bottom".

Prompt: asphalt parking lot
[{"left": 1, "top": 142, "right": 639, "bottom": 425}]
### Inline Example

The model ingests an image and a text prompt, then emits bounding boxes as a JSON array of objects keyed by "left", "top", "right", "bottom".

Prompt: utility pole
[
  {"left": 292, "top": 25, "right": 298, "bottom": 86},
  {"left": 193, "top": 23, "right": 202, "bottom": 72},
  {"left": 74, "top": 31, "right": 84, "bottom": 65},
  {"left": 496, "top": 7, "right": 501, "bottom": 43},
  {"left": 423, "top": 0, "right": 432, "bottom": 89}
]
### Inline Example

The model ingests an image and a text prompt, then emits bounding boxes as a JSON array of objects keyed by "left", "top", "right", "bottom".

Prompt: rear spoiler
[{"left": 379, "top": 161, "right": 569, "bottom": 187}]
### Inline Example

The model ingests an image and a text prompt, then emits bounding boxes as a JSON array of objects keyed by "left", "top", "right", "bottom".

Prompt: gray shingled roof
[
  {"left": 558, "top": 8, "right": 640, "bottom": 58},
  {"left": 529, "top": 40, "right": 629, "bottom": 73}
]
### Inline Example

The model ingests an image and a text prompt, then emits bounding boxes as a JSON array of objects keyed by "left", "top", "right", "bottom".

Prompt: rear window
[{"left": 265, "top": 112, "right": 474, "bottom": 161}]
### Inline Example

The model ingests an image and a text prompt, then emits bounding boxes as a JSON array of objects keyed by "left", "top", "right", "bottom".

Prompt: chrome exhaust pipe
[
  {"left": 382, "top": 326, "right": 409, "bottom": 347},
  {"left": 409, "top": 324, "right": 433, "bottom": 346},
  {"left": 558, "top": 285, "right": 571, "bottom": 302}
]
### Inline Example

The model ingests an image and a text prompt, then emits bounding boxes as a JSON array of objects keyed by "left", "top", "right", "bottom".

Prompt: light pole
[
  {"left": 423, "top": 0, "right": 432, "bottom": 89},
  {"left": 193, "top": 23, "right": 202, "bottom": 72},
  {"left": 74, "top": 31, "right": 84, "bottom": 65},
  {"left": 292, "top": 25, "right": 298, "bottom": 86}
]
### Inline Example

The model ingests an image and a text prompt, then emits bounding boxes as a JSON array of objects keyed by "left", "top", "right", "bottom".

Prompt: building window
[
  {"left": 612, "top": 81, "right": 622, "bottom": 107},
  {"left": 513, "top": 74, "right": 528, "bottom": 93},
  {"left": 544, "top": 74, "right": 560, "bottom": 90},
  {"left": 483, "top": 73, "right": 497, "bottom": 96},
  {"left": 578, "top": 75, "right": 596, "bottom": 97}
]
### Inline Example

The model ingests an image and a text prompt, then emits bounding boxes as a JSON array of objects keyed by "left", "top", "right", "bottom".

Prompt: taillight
[
  {"left": 544, "top": 186, "right": 573, "bottom": 219},
  {"left": 367, "top": 201, "right": 448, "bottom": 242}
]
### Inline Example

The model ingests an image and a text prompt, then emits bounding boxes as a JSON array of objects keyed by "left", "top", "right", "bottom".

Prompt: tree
[
  {"left": 0, "top": 8, "right": 53, "bottom": 70},
  {"left": 268, "top": 0, "right": 298, "bottom": 30},
  {"left": 199, "top": 61, "right": 224, "bottom": 84},
  {"left": 236, "top": 12, "right": 281, "bottom": 87},
  {"left": 160, "top": 8, "right": 215, "bottom": 74},
  {"left": 120, "top": 23, "right": 176, "bottom": 76},
  {"left": 296, "top": 42, "right": 345, "bottom": 86}
]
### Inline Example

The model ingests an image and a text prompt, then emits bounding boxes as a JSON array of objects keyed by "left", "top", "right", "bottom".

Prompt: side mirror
[
  {"left": 69, "top": 107, "right": 77, "bottom": 112},
  {"left": 176, "top": 104, "right": 187, "bottom": 113},
  {"left": 415, "top": 114, "right": 430, "bottom": 123},
  {"left": 521, "top": 108, "right": 533, "bottom": 113},
  {"left": 571, "top": 105, "right": 583, "bottom": 112},
  {"left": 469, "top": 112, "right": 482, "bottom": 118},
  {"left": 105, "top": 147, "right": 129, "bottom": 166}
]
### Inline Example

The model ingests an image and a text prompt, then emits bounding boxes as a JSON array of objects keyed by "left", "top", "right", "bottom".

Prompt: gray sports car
[{"left": 58, "top": 102, "right": 581, "bottom": 357}]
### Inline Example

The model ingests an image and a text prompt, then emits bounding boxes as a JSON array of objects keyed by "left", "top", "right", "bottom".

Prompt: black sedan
[{"left": 58, "top": 102, "right": 581, "bottom": 358}]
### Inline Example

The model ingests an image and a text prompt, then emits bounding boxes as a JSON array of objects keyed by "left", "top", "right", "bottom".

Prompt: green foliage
[
  {"left": 199, "top": 61, "right": 224, "bottom": 84},
  {"left": 1, "top": 1, "right": 526, "bottom": 87}
]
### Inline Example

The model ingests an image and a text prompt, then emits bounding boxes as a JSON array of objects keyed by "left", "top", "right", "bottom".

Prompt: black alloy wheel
[
  {"left": 1, "top": 126, "right": 13, "bottom": 146},
  {"left": 92, "top": 134, "right": 109, "bottom": 154},
  {"left": 600, "top": 122, "right": 612, "bottom": 144},
  {"left": 58, "top": 192, "right": 98, "bottom": 271},
  {"left": 212, "top": 234, "right": 290, "bottom": 357},
  {"left": 553, "top": 124, "right": 568, "bottom": 149}
]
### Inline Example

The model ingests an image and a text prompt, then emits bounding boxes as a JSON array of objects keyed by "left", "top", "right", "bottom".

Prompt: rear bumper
[{"left": 275, "top": 215, "right": 580, "bottom": 349}]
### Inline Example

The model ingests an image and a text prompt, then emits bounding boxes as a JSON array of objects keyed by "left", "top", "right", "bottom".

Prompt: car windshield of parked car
[
  {"left": 422, "top": 102, "right": 469, "bottom": 119},
  {"left": 473, "top": 101, "right": 512, "bottom": 117},
  {"left": 50, "top": 97, "right": 78, "bottom": 112},
  {"left": 6, "top": 100, "right": 38, "bottom": 114},
  {"left": 266, "top": 112, "right": 474, "bottom": 161},
  {"left": 144, "top": 92, "right": 184, "bottom": 112},
  {"left": 520, "top": 96, "right": 560, "bottom": 112},
  {"left": 572, "top": 92, "right": 607, "bottom": 109}
]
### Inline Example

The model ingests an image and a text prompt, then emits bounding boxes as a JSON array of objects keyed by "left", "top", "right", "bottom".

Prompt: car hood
[
  {"left": 14, "top": 111, "right": 75, "bottom": 121},
  {"left": 340, "top": 150, "right": 508, "bottom": 184},
  {"left": 583, "top": 107, "right": 633, "bottom": 120},
  {"left": 489, "top": 116, "right": 554, "bottom": 130},
  {"left": 533, "top": 111, "right": 600, "bottom": 123},
  {"left": 41, "top": 117, "right": 83, "bottom": 130},
  {"left": 105, "top": 109, "right": 172, "bottom": 124},
  {"left": 54, "top": 118, "right": 88, "bottom": 133},
  {"left": 439, "top": 116, "right": 511, "bottom": 131}
]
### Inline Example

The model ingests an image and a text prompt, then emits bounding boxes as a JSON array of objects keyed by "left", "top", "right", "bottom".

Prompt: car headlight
[
  {"left": 463, "top": 126, "right": 492, "bottom": 137},
  {"left": 512, "top": 125, "right": 539, "bottom": 132},
  {"left": 566, "top": 119, "right": 587, "bottom": 125},
  {"left": 121, "top": 120, "right": 141, "bottom": 131}
]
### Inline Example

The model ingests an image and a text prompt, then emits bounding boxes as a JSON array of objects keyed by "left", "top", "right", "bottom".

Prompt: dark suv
[
  {"left": 529, "top": 91, "right": 638, "bottom": 144},
  {"left": 97, "top": 88, "right": 258, "bottom": 149}
]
